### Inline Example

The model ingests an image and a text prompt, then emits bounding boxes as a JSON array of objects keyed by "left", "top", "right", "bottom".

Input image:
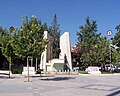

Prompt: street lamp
[{"left": 107, "top": 30, "right": 112, "bottom": 72}]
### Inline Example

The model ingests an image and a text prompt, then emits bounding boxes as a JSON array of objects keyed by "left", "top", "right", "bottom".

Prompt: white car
[{"left": 85, "top": 66, "right": 101, "bottom": 74}]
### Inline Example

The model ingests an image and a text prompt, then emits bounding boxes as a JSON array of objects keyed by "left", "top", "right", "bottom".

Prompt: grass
[
  {"left": 79, "top": 71, "right": 88, "bottom": 74},
  {"left": 101, "top": 71, "right": 114, "bottom": 74},
  {"left": 79, "top": 71, "right": 114, "bottom": 74}
]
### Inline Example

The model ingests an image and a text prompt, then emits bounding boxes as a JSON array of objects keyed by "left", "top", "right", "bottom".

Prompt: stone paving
[{"left": 0, "top": 74, "right": 120, "bottom": 96}]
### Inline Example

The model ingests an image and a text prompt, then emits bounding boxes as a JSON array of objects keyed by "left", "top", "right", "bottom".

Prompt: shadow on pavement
[
  {"left": 31, "top": 75, "right": 54, "bottom": 78},
  {"left": 0, "top": 76, "right": 9, "bottom": 79},
  {"left": 0, "top": 76, "right": 16, "bottom": 79},
  {"left": 39, "top": 77, "right": 75, "bottom": 81},
  {"left": 106, "top": 90, "right": 120, "bottom": 96}
]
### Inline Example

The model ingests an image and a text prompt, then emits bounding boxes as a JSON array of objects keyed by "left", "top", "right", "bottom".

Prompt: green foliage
[
  {"left": 12, "top": 69, "right": 22, "bottom": 74},
  {"left": 36, "top": 68, "right": 43, "bottom": 74},
  {"left": 12, "top": 16, "right": 48, "bottom": 59},
  {"left": 112, "top": 33, "right": 120, "bottom": 47},
  {"left": 42, "top": 23, "right": 48, "bottom": 31},
  {"left": 49, "top": 14, "right": 61, "bottom": 59},
  {"left": 77, "top": 17, "right": 101, "bottom": 66},
  {"left": 11, "top": 65, "right": 23, "bottom": 74},
  {"left": 0, "top": 28, "right": 15, "bottom": 63},
  {"left": 76, "top": 17, "right": 112, "bottom": 68},
  {"left": 101, "top": 71, "right": 114, "bottom": 74},
  {"left": 81, "top": 37, "right": 110, "bottom": 66},
  {"left": 79, "top": 71, "right": 88, "bottom": 74},
  {"left": 76, "top": 17, "right": 98, "bottom": 48},
  {"left": 112, "top": 24, "right": 120, "bottom": 63},
  {"left": 0, "top": 16, "right": 48, "bottom": 68}
]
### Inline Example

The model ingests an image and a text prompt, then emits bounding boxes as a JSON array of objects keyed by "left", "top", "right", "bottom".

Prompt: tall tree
[
  {"left": 76, "top": 17, "right": 101, "bottom": 67},
  {"left": 0, "top": 27, "right": 15, "bottom": 77},
  {"left": 81, "top": 37, "right": 110, "bottom": 68},
  {"left": 112, "top": 24, "right": 120, "bottom": 63},
  {"left": 76, "top": 17, "right": 98, "bottom": 49},
  {"left": 12, "top": 16, "right": 48, "bottom": 63},
  {"left": 12, "top": 16, "right": 48, "bottom": 81},
  {"left": 49, "top": 14, "right": 61, "bottom": 59},
  {"left": 112, "top": 25, "right": 120, "bottom": 47},
  {"left": 42, "top": 23, "right": 48, "bottom": 31},
  {"left": 76, "top": 17, "right": 99, "bottom": 56}
]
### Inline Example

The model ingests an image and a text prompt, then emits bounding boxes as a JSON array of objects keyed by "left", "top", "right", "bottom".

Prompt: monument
[
  {"left": 40, "top": 31, "right": 72, "bottom": 72},
  {"left": 60, "top": 32, "right": 72, "bottom": 70}
]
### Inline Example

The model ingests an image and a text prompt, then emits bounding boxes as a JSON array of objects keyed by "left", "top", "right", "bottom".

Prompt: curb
[{"left": 79, "top": 73, "right": 120, "bottom": 76}]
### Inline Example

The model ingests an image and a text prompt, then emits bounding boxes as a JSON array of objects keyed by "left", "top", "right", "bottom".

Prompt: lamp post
[
  {"left": 27, "top": 57, "right": 29, "bottom": 82},
  {"left": 107, "top": 30, "right": 112, "bottom": 72}
]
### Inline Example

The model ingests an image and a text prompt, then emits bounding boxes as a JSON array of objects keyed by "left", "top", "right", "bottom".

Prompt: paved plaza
[{"left": 0, "top": 74, "right": 120, "bottom": 96}]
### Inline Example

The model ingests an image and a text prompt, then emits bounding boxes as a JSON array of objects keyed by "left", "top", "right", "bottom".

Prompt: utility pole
[{"left": 107, "top": 30, "right": 112, "bottom": 72}]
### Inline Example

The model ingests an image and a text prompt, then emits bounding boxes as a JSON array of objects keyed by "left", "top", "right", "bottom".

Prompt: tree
[
  {"left": 0, "top": 27, "right": 15, "bottom": 78},
  {"left": 112, "top": 24, "right": 120, "bottom": 63},
  {"left": 49, "top": 14, "right": 61, "bottom": 59},
  {"left": 12, "top": 16, "right": 48, "bottom": 81},
  {"left": 76, "top": 17, "right": 114, "bottom": 70},
  {"left": 13, "top": 16, "right": 48, "bottom": 60},
  {"left": 42, "top": 23, "right": 48, "bottom": 31},
  {"left": 76, "top": 17, "right": 100, "bottom": 67},
  {"left": 112, "top": 25, "right": 120, "bottom": 47},
  {"left": 81, "top": 37, "right": 108, "bottom": 67},
  {"left": 76, "top": 17, "right": 98, "bottom": 49}
]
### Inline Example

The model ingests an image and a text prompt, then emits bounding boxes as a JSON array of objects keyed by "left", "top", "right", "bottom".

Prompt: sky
[{"left": 0, "top": 0, "right": 120, "bottom": 46}]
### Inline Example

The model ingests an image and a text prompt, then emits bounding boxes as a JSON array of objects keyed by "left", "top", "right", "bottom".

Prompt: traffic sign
[{"left": 107, "top": 30, "right": 112, "bottom": 36}]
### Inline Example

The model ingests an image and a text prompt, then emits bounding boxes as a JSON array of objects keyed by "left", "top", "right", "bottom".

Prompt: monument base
[
  {"left": 46, "top": 59, "right": 64, "bottom": 72},
  {"left": 22, "top": 67, "right": 36, "bottom": 76}
]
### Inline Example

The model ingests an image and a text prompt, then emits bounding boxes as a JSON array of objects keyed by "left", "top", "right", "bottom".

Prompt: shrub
[
  {"left": 36, "top": 69, "right": 43, "bottom": 74},
  {"left": 12, "top": 69, "right": 22, "bottom": 74},
  {"left": 79, "top": 71, "right": 88, "bottom": 74}
]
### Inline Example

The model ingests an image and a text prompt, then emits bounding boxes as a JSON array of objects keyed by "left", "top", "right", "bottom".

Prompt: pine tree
[
  {"left": 49, "top": 14, "right": 61, "bottom": 59},
  {"left": 42, "top": 23, "right": 48, "bottom": 31},
  {"left": 76, "top": 17, "right": 100, "bottom": 66},
  {"left": 111, "top": 24, "right": 120, "bottom": 63},
  {"left": 76, "top": 17, "right": 98, "bottom": 53},
  {"left": 112, "top": 25, "right": 120, "bottom": 47}
]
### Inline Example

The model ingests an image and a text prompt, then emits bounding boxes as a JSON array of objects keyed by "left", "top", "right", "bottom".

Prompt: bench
[{"left": 0, "top": 70, "right": 12, "bottom": 77}]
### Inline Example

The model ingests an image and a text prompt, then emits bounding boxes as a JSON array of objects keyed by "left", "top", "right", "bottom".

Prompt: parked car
[
  {"left": 105, "top": 64, "right": 115, "bottom": 72},
  {"left": 85, "top": 66, "right": 101, "bottom": 74},
  {"left": 114, "top": 65, "right": 120, "bottom": 73}
]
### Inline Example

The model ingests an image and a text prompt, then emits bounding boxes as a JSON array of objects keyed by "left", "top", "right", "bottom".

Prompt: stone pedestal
[{"left": 22, "top": 67, "right": 35, "bottom": 75}]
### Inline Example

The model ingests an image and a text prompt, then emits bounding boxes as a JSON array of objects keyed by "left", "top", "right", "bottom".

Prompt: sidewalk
[{"left": 0, "top": 74, "right": 120, "bottom": 96}]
